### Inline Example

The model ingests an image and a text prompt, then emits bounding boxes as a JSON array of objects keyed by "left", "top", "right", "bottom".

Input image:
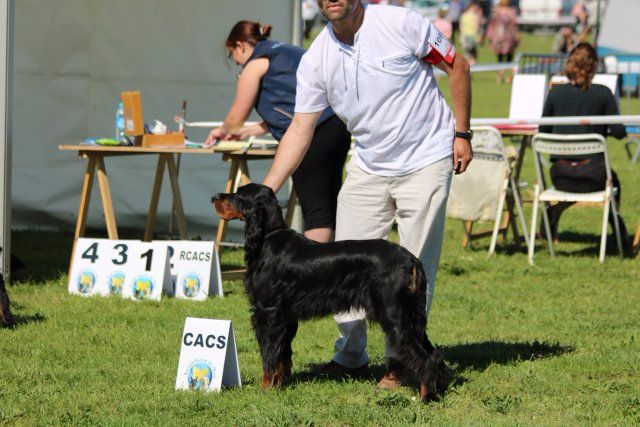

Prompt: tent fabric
[
  {"left": 12, "top": 0, "right": 296, "bottom": 238},
  {"left": 598, "top": 0, "right": 640, "bottom": 55}
]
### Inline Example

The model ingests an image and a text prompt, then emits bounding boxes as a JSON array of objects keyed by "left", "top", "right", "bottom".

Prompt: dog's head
[
  {"left": 213, "top": 183, "right": 282, "bottom": 223},
  {"left": 213, "top": 183, "right": 286, "bottom": 259}
]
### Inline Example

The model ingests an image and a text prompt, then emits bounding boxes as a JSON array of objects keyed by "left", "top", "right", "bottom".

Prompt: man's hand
[{"left": 453, "top": 137, "right": 473, "bottom": 174}]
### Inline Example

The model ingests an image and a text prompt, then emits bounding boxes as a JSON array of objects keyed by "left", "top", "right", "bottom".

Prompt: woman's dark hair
[
  {"left": 225, "top": 21, "right": 272, "bottom": 48},
  {"left": 565, "top": 42, "right": 598, "bottom": 90}
]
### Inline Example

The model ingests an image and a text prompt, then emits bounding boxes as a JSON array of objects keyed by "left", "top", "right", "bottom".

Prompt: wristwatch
[{"left": 455, "top": 130, "right": 473, "bottom": 141}]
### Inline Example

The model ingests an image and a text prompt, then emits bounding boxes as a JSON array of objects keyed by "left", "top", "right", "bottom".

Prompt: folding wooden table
[{"left": 59, "top": 144, "right": 296, "bottom": 280}]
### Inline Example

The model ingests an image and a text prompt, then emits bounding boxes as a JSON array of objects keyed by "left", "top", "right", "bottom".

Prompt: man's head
[{"left": 316, "top": 0, "right": 360, "bottom": 22}]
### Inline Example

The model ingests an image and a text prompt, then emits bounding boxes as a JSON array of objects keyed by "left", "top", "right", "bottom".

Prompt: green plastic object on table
[{"left": 96, "top": 138, "right": 121, "bottom": 146}]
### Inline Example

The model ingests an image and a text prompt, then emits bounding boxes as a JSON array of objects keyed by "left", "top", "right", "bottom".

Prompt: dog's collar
[{"left": 263, "top": 229, "right": 287, "bottom": 240}]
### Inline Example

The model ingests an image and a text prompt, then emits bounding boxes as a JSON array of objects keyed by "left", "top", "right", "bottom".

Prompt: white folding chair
[
  {"left": 446, "top": 126, "right": 529, "bottom": 256},
  {"left": 528, "top": 133, "right": 624, "bottom": 264}
]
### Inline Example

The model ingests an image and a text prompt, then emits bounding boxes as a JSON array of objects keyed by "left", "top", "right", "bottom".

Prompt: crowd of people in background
[{"left": 305, "top": 0, "right": 600, "bottom": 72}]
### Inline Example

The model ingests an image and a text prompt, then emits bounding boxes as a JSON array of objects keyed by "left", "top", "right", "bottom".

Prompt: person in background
[
  {"left": 552, "top": 26, "right": 579, "bottom": 54},
  {"left": 302, "top": 0, "right": 320, "bottom": 40},
  {"left": 446, "top": 0, "right": 463, "bottom": 43},
  {"left": 478, "top": 0, "right": 492, "bottom": 41},
  {"left": 460, "top": 1, "right": 484, "bottom": 65},
  {"left": 206, "top": 21, "right": 351, "bottom": 244},
  {"left": 571, "top": 0, "right": 589, "bottom": 39},
  {"left": 434, "top": 6, "right": 453, "bottom": 40},
  {"left": 539, "top": 42, "right": 631, "bottom": 255},
  {"left": 486, "top": 0, "right": 519, "bottom": 83}
]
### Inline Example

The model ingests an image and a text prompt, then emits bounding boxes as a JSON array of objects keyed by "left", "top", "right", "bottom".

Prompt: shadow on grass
[
  {"left": 441, "top": 339, "right": 572, "bottom": 371},
  {"left": 2, "top": 312, "right": 46, "bottom": 329},
  {"left": 281, "top": 340, "right": 571, "bottom": 393},
  {"left": 457, "top": 242, "right": 528, "bottom": 257}
]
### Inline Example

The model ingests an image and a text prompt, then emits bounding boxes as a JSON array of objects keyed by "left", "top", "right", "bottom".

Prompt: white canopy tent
[
  {"left": 597, "top": 0, "right": 640, "bottom": 55},
  {"left": 0, "top": 0, "right": 302, "bottom": 280}
]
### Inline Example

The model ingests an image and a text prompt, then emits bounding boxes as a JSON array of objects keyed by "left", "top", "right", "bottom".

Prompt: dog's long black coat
[{"left": 213, "top": 183, "right": 444, "bottom": 401}]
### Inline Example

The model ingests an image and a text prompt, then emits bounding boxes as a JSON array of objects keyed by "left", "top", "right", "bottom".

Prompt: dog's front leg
[
  {"left": 252, "top": 309, "right": 284, "bottom": 389},
  {"left": 253, "top": 309, "right": 293, "bottom": 389}
]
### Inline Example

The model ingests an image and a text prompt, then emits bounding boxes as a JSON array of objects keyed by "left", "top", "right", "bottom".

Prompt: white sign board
[
  {"left": 175, "top": 317, "right": 241, "bottom": 392},
  {"left": 162, "top": 241, "right": 223, "bottom": 300},
  {"left": 69, "top": 238, "right": 170, "bottom": 301}
]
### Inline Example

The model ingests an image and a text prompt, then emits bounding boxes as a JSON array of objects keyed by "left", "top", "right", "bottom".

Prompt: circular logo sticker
[
  {"left": 131, "top": 275, "right": 155, "bottom": 300},
  {"left": 108, "top": 272, "right": 125, "bottom": 296},
  {"left": 77, "top": 270, "right": 96, "bottom": 294},
  {"left": 187, "top": 361, "right": 214, "bottom": 391},
  {"left": 182, "top": 272, "right": 202, "bottom": 298}
]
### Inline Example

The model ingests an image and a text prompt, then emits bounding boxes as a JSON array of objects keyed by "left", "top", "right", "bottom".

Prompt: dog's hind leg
[{"left": 282, "top": 321, "right": 298, "bottom": 379}]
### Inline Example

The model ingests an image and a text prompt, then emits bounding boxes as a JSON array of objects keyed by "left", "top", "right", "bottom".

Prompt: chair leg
[
  {"left": 528, "top": 184, "right": 540, "bottom": 265},
  {"left": 624, "top": 140, "right": 633, "bottom": 159},
  {"left": 634, "top": 143, "right": 640, "bottom": 164},
  {"left": 488, "top": 182, "right": 508, "bottom": 257},
  {"left": 609, "top": 196, "right": 624, "bottom": 258},
  {"left": 540, "top": 201, "right": 555, "bottom": 257},
  {"left": 599, "top": 198, "right": 611, "bottom": 263},
  {"left": 462, "top": 221, "right": 473, "bottom": 248},
  {"left": 633, "top": 222, "right": 640, "bottom": 255}
]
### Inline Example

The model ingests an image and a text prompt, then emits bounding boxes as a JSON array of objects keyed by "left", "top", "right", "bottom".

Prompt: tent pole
[
  {"left": 594, "top": 0, "right": 601, "bottom": 48},
  {"left": 292, "top": 0, "right": 303, "bottom": 46},
  {"left": 0, "top": 0, "right": 13, "bottom": 282}
]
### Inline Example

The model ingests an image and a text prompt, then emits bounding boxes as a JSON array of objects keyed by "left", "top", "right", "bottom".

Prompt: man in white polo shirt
[{"left": 263, "top": 0, "right": 472, "bottom": 389}]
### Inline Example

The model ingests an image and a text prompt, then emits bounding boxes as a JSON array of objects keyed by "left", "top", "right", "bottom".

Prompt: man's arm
[
  {"left": 434, "top": 55, "right": 473, "bottom": 174},
  {"left": 263, "top": 111, "right": 322, "bottom": 192}
]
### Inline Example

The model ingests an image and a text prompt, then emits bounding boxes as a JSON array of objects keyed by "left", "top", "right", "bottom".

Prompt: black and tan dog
[
  {"left": 213, "top": 183, "right": 447, "bottom": 402},
  {"left": 0, "top": 249, "right": 14, "bottom": 328}
]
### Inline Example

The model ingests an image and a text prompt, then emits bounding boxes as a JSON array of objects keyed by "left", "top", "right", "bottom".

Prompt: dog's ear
[{"left": 243, "top": 203, "right": 266, "bottom": 262}]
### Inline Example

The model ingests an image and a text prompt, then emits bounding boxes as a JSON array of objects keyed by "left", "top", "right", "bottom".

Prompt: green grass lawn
[{"left": 2, "top": 33, "right": 640, "bottom": 425}]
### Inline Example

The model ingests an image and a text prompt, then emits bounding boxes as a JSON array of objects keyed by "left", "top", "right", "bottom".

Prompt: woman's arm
[
  {"left": 604, "top": 91, "right": 627, "bottom": 139},
  {"left": 205, "top": 58, "right": 269, "bottom": 145},
  {"left": 539, "top": 90, "right": 555, "bottom": 134},
  {"left": 236, "top": 122, "right": 269, "bottom": 139}
]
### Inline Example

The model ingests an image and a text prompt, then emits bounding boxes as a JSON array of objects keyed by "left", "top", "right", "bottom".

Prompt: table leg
[
  {"left": 144, "top": 155, "right": 167, "bottom": 242},
  {"left": 75, "top": 156, "right": 97, "bottom": 240},
  {"left": 215, "top": 159, "right": 240, "bottom": 256},
  {"left": 506, "top": 195, "right": 521, "bottom": 249},
  {"left": 68, "top": 156, "right": 97, "bottom": 278},
  {"left": 513, "top": 135, "right": 530, "bottom": 184},
  {"left": 284, "top": 187, "right": 298, "bottom": 227},
  {"left": 96, "top": 156, "right": 119, "bottom": 239},
  {"left": 238, "top": 158, "right": 251, "bottom": 185},
  {"left": 166, "top": 154, "right": 188, "bottom": 240}
]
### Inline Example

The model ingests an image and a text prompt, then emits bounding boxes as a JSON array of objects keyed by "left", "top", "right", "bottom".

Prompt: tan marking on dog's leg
[
  {"left": 420, "top": 382, "right": 429, "bottom": 401},
  {"left": 273, "top": 362, "right": 284, "bottom": 387},
  {"left": 261, "top": 370, "right": 271, "bottom": 390},
  {"left": 408, "top": 267, "right": 418, "bottom": 294}
]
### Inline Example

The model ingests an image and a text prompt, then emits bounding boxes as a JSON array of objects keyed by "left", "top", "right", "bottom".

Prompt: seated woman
[
  {"left": 207, "top": 21, "right": 351, "bottom": 243},
  {"left": 539, "top": 42, "right": 630, "bottom": 254}
]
